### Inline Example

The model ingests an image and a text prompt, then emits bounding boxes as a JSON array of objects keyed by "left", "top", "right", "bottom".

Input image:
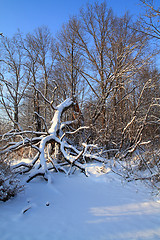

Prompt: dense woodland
[{"left": 0, "top": 0, "right": 160, "bottom": 201}]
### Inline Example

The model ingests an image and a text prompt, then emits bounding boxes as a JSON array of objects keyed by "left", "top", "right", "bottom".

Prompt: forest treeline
[{"left": 0, "top": 1, "right": 159, "bottom": 156}]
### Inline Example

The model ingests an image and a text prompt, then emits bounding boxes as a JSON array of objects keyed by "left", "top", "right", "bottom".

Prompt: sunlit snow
[{"left": 0, "top": 163, "right": 160, "bottom": 240}]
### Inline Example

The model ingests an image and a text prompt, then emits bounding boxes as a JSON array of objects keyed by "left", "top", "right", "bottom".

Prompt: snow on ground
[{"left": 0, "top": 163, "right": 160, "bottom": 240}]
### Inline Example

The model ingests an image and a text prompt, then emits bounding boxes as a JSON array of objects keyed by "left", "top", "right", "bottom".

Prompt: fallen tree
[{"left": 0, "top": 98, "right": 106, "bottom": 183}]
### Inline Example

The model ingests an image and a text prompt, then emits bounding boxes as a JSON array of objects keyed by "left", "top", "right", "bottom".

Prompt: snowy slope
[{"left": 0, "top": 163, "right": 160, "bottom": 240}]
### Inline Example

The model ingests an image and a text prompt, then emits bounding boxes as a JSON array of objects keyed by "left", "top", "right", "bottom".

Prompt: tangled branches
[{"left": 0, "top": 98, "right": 106, "bottom": 183}]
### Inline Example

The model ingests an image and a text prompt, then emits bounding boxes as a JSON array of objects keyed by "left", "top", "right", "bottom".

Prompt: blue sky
[{"left": 0, "top": 0, "right": 142, "bottom": 37}]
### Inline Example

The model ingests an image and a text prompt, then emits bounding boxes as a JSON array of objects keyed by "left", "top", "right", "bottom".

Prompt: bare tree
[
  {"left": 0, "top": 33, "right": 29, "bottom": 129},
  {"left": 106, "top": 13, "right": 153, "bottom": 145},
  {"left": 56, "top": 17, "right": 85, "bottom": 99},
  {"left": 26, "top": 26, "right": 57, "bottom": 125},
  {"left": 20, "top": 32, "right": 42, "bottom": 132}
]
